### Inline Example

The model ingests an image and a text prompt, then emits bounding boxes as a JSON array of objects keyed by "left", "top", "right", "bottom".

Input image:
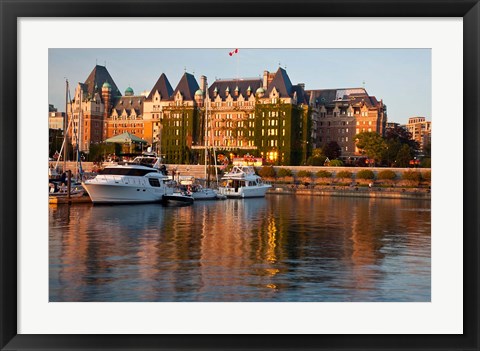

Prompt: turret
[{"left": 102, "top": 81, "right": 111, "bottom": 119}]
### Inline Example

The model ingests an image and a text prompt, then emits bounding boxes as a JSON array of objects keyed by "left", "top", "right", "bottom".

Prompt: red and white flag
[{"left": 229, "top": 48, "right": 239, "bottom": 56}]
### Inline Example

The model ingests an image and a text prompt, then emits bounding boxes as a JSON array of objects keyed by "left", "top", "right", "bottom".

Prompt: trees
[
  {"left": 395, "top": 144, "right": 414, "bottom": 168},
  {"left": 322, "top": 141, "right": 342, "bottom": 160},
  {"left": 355, "top": 132, "right": 386, "bottom": 166}
]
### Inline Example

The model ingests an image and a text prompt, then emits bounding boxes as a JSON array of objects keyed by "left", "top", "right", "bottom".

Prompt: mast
[
  {"left": 63, "top": 79, "right": 68, "bottom": 171},
  {"left": 204, "top": 82, "right": 208, "bottom": 182},
  {"left": 55, "top": 83, "right": 73, "bottom": 172},
  {"left": 77, "top": 87, "right": 83, "bottom": 180}
]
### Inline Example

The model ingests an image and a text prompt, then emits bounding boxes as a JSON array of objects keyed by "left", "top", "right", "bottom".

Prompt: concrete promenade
[{"left": 50, "top": 161, "right": 431, "bottom": 179}]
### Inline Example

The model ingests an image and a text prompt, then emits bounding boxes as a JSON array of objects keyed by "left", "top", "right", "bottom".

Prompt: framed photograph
[{"left": 1, "top": 0, "right": 478, "bottom": 350}]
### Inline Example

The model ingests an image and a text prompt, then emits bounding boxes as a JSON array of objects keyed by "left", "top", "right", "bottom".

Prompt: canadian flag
[{"left": 229, "top": 48, "right": 239, "bottom": 56}]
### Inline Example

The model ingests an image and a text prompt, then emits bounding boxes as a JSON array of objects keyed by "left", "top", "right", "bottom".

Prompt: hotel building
[{"left": 64, "top": 64, "right": 387, "bottom": 165}]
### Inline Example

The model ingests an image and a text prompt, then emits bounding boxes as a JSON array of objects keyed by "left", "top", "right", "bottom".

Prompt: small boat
[
  {"left": 162, "top": 192, "right": 194, "bottom": 205},
  {"left": 218, "top": 166, "right": 272, "bottom": 198},
  {"left": 49, "top": 181, "right": 85, "bottom": 197},
  {"left": 187, "top": 184, "right": 225, "bottom": 200},
  {"left": 82, "top": 153, "right": 173, "bottom": 204}
]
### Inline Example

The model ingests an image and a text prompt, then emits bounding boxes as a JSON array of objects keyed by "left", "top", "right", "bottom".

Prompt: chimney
[
  {"left": 263, "top": 70, "right": 269, "bottom": 89},
  {"left": 200, "top": 75, "right": 206, "bottom": 94}
]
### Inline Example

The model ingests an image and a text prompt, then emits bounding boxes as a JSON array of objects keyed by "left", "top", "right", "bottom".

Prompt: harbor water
[{"left": 49, "top": 195, "right": 431, "bottom": 302}]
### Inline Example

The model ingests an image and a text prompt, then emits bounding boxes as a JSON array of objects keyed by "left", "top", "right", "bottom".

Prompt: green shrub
[
  {"left": 377, "top": 170, "right": 397, "bottom": 180},
  {"left": 297, "top": 170, "right": 312, "bottom": 178},
  {"left": 329, "top": 159, "right": 344, "bottom": 167},
  {"left": 356, "top": 169, "right": 375, "bottom": 180},
  {"left": 258, "top": 166, "right": 276, "bottom": 178},
  {"left": 316, "top": 170, "right": 332, "bottom": 178},
  {"left": 306, "top": 155, "right": 327, "bottom": 166},
  {"left": 277, "top": 168, "right": 292, "bottom": 177},
  {"left": 402, "top": 170, "right": 422, "bottom": 182},
  {"left": 422, "top": 171, "right": 431, "bottom": 181},
  {"left": 336, "top": 171, "right": 352, "bottom": 179}
]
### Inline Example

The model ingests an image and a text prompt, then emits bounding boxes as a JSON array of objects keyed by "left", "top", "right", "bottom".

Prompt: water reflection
[{"left": 49, "top": 196, "right": 430, "bottom": 302}]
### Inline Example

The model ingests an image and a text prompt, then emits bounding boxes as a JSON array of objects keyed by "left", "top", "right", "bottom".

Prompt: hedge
[
  {"left": 258, "top": 166, "right": 276, "bottom": 178},
  {"left": 277, "top": 168, "right": 293, "bottom": 177},
  {"left": 336, "top": 171, "right": 353, "bottom": 179},
  {"left": 356, "top": 169, "right": 375, "bottom": 180},
  {"left": 297, "top": 170, "right": 313, "bottom": 178},
  {"left": 402, "top": 170, "right": 422, "bottom": 182},
  {"left": 377, "top": 170, "right": 397, "bottom": 180},
  {"left": 316, "top": 170, "right": 332, "bottom": 178}
]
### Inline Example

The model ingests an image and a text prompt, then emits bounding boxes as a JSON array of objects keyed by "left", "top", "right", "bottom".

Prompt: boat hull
[
  {"left": 163, "top": 194, "right": 194, "bottom": 205},
  {"left": 82, "top": 182, "right": 170, "bottom": 204},
  {"left": 218, "top": 185, "right": 271, "bottom": 198},
  {"left": 191, "top": 188, "right": 219, "bottom": 200}
]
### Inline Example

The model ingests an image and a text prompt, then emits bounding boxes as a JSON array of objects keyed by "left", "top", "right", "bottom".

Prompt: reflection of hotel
[{"left": 64, "top": 64, "right": 387, "bottom": 165}]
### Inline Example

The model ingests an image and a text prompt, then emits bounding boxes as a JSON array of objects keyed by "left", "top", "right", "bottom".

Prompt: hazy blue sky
[{"left": 49, "top": 48, "right": 431, "bottom": 124}]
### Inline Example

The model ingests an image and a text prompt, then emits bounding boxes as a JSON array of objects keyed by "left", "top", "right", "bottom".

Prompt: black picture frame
[{"left": 1, "top": 0, "right": 479, "bottom": 350}]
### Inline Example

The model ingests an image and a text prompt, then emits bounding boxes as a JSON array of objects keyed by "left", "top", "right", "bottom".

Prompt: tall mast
[
  {"left": 63, "top": 79, "right": 68, "bottom": 171},
  {"left": 204, "top": 81, "right": 209, "bottom": 182}
]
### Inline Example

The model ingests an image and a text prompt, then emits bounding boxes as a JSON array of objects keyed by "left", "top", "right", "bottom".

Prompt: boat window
[
  {"left": 99, "top": 168, "right": 155, "bottom": 176},
  {"left": 148, "top": 178, "right": 161, "bottom": 187}
]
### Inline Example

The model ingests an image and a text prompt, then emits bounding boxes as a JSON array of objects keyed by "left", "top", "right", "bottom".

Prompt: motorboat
[
  {"left": 163, "top": 192, "right": 194, "bottom": 205},
  {"left": 218, "top": 166, "right": 272, "bottom": 198},
  {"left": 189, "top": 184, "right": 226, "bottom": 200},
  {"left": 82, "top": 153, "right": 173, "bottom": 204}
]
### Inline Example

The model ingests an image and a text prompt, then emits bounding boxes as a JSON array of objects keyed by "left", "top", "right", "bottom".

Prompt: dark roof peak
[
  {"left": 83, "top": 65, "right": 121, "bottom": 100},
  {"left": 147, "top": 73, "right": 174, "bottom": 101},
  {"left": 172, "top": 72, "right": 199, "bottom": 100}
]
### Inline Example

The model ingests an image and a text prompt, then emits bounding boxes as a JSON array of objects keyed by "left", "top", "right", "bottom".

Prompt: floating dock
[{"left": 49, "top": 196, "right": 92, "bottom": 205}]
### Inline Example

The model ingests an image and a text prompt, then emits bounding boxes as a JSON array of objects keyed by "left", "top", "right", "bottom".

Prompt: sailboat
[
  {"left": 49, "top": 79, "right": 85, "bottom": 197},
  {"left": 189, "top": 82, "right": 225, "bottom": 200}
]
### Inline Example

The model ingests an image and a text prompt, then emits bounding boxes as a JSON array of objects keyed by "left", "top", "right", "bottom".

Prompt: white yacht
[
  {"left": 82, "top": 153, "right": 174, "bottom": 204},
  {"left": 190, "top": 184, "right": 226, "bottom": 200},
  {"left": 218, "top": 166, "right": 271, "bottom": 198}
]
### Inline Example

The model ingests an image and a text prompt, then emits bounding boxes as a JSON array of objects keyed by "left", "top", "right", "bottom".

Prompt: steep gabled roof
[
  {"left": 147, "top": 73, "right": 174, "bottom": 101},
  {"left": 172, "top": 73, "right": 199, "bottom": 101},
  {"left": 83, "top": 65, "right": 121, "bottom": 99},
  {"left": 266, "top": 68, "right": 293, "bottom": 97},
  {"left": 112, "top": 95, "right": 146, "bottom": 115},
  {"left": 306, "top": 88, "right": 381, "bottom": 107},
  {"left": 208, "top": 78, "right": 262, "bottom": 101},
  {"left": 291, "top": 85, "right": 309, "bottom": 104}
]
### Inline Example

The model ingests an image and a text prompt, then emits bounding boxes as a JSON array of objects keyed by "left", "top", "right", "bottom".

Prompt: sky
[{"left": 49, "top": 48, "right": 431, "bottom": 124}]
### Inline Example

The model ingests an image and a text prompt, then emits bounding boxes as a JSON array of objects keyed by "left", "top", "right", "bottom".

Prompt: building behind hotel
[{"left": 404, "top": 116, "right": 432, "bottom": 152}]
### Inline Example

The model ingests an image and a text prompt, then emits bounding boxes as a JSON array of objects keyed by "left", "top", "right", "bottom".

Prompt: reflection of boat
[
  {"left": 82, "top": 153, "right": 173, "bottom": 204},
  {"left": 218, "top": 166, "right": 271, "bottom": 198}
]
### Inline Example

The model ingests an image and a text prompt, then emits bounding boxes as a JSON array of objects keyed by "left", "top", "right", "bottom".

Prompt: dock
[{"left": 49, "top": 196, "right": 92, "bottom": 205}]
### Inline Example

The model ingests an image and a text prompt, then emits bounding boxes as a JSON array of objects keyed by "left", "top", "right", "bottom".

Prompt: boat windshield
[
  {"left": 99, "top": 168, "right": 156, "bottom": 176},
  {"left": 131, "top": 157, "right": 158, "bottom": 167}
]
